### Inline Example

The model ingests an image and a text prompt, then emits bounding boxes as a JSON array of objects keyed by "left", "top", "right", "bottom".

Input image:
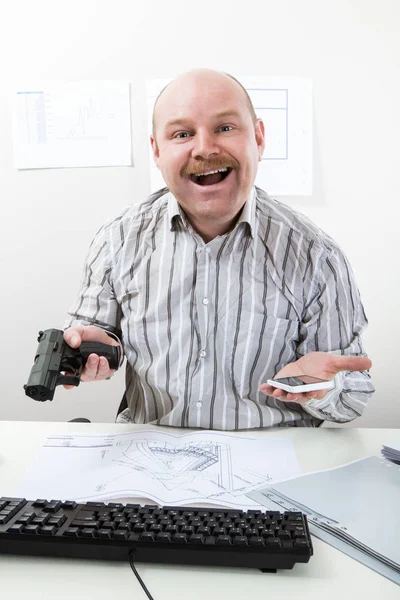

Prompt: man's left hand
[{"left": 260, "top": 352, "right": 372, "bottom": 403}]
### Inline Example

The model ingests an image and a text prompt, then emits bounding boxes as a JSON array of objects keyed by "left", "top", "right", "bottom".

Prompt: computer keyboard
[{"left": 0, "top": 496, "right": 313, "bottom": 571}]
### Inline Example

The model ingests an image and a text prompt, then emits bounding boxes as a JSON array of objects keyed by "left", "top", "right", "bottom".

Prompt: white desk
[{"left": 0, "top": 421, "right": 399, "bottom": 599}]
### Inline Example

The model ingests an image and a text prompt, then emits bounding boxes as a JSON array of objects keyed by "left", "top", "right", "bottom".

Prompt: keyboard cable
[{"left": 129, "top": 551, "right": 155, "bottom": 600}]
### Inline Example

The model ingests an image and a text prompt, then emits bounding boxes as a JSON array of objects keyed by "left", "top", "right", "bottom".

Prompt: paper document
[
  {"left": 14, "top": 430, "right": 300, "bottom": 509},
  {"left": 12, "top": 81, "right": 132, "bottom": 169},
  {"left": 146, "top": 76, "right": 312, "bottom": 195}
]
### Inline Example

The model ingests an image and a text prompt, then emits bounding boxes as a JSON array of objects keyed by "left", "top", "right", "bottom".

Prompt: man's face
[{"left": 151, "top": 74, "right": 265, "bottom": 231}]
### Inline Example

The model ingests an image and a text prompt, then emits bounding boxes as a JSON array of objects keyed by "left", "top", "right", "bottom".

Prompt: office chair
[{"left": 69, "top": 392, "right": 128, "bottom": 423}]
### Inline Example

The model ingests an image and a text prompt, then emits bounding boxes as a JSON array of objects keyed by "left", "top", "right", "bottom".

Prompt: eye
[
  {"left": 218, "top": 125, "right": 233, "bottom": 132},
  {"left": 174, "top": 131, "right": 191, "bottom": 139}
]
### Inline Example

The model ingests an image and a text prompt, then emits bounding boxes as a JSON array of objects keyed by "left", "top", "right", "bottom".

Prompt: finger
[
  {"left": 260, "top": 384, "right": 286, "bottom": 399},
  {"left": 96, "top": 356, "right": 115, "bottom": 380},
  {"left": 81, "top": 355, "right": 114, "bottom": 382},
  {"left": 62, "top": 371, "right": 76, "bottom": 390},
  {"left": 63, "top": 326, "right": 85, "bottom": 349},
  {"left": 331, "top": 355, "right": 372, "bottom": 373},
  {"left": 260, "top": 384, "right": 276, "bottom": 395},
  {"left": 80, "top": 354, "right": 101, "bottom": 382}
]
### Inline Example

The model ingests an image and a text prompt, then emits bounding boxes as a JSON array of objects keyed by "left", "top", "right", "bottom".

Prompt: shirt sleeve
[
  {"left": 296, "top": 245, "right": 375, "bottom": 423},
  {"left": 64, "top": 226, "right": 123, "bottom": 343}
]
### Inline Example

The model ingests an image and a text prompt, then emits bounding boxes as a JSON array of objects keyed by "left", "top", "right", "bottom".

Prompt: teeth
[{"left": 196, "top": 168, "right": 228, "bottom": 177}]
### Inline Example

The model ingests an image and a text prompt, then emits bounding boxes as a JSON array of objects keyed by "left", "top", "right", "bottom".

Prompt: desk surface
[{"left": 0, "top": 421, "right": 399, "bottom": 600}]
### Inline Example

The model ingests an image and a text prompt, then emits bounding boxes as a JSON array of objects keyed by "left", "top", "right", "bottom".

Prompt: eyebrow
[{"left": 163, "top": 110, "right": 242, "bottom": 131}]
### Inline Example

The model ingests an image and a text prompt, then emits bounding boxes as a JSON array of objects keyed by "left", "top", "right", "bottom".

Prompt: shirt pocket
[{"left": 224, "top": 310, "right": 299, "bottom": 398}]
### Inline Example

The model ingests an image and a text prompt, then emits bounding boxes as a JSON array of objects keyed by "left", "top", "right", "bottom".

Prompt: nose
[{"left": 191, "top": 129, "right": 220, "bottom": 160}]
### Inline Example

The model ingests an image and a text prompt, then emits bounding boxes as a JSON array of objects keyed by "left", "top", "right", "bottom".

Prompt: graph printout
[
  {"left": 146, "top": 76, "right": 313, "bottom": 195},
  {"left": 12, "top": 82, "right": 132, "bottom": 169}
]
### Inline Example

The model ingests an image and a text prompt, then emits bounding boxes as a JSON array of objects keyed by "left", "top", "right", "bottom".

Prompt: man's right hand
[{"left": 63, "top": 325, "right": 121, "bottom": 388}]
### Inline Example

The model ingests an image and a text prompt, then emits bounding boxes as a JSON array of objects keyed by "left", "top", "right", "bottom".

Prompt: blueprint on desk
[{"left": 13, "top": 430, "right": 300, "bottom": 509}]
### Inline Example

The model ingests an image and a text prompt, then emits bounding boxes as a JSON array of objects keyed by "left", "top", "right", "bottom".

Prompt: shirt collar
[{"left": 168, "top": 186, "right": 256, "bottom": 237}]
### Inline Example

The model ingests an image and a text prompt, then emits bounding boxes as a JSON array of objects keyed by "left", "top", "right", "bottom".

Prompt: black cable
[{"left": 129, "top": 552, "right": 155, "bottom": 600}]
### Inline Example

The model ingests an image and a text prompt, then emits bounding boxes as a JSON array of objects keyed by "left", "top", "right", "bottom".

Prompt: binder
[
  {"left": 382, "top": 443, "right": 400, "bottom": 464},
  {"left": 248, "top": 455, "right": 400, "bottom": 585}
]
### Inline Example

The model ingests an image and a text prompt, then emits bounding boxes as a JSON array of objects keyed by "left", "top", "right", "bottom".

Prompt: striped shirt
[{"left": 66, "top": 186, "right": 374, "bottom": 429}]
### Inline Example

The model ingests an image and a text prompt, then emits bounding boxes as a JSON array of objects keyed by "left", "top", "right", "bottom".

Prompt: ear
[
  {"left": 150, "top": 136, "right": 160, "bottom": 168},
  {"left": 254, "top": 119, "right": 265, "bottom": 161}
]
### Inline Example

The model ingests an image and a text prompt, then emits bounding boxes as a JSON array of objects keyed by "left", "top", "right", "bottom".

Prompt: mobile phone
[{"left": 266, "top": 375, "right": 335, "bottom": 393}]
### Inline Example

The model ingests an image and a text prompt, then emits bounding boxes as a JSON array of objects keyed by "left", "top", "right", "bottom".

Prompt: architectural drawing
[{"left": 110, "top": 438, "right": 264, "bottom": 496}]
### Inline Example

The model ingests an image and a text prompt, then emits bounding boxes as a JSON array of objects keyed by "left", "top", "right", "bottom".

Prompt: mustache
[{"left": 182, "top": 157, "right": 239, "bottom": 177}]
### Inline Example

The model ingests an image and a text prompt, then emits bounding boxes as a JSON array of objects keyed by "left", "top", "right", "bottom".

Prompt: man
[{"left": 64, "top": 68, "right": 374, "bottom": 429}]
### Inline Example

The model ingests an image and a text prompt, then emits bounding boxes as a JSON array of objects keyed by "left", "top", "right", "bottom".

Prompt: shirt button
[
  {"left": 199, "top": 350, "right": 206, "bottom": 358},
  {"left": 202, "top": 298, "right": 209, "bottom": 305},
  {"left": 196, "top": 401, "right": 203, "bottom": 408}
]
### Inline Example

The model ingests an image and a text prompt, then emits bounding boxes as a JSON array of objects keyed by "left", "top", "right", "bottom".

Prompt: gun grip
[{"left": 79, "top": 341, "right": 121, "bottom": 370}]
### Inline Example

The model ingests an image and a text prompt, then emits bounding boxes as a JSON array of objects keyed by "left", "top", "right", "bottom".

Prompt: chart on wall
[
  {"left": 146, "top": 76, "right": 313, "bottom": 196},
  {"left": 12, "top": 81, "right": 132, "bottom": 169}
]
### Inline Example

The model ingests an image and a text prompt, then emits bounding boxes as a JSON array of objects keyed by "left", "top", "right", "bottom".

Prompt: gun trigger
[{"left": 57, "top": 375, "right": 81, "bottom": 387}]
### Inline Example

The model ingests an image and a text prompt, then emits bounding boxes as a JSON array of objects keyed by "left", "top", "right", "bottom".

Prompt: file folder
[{"left": 248, "top": 456, "right": 400, "bottom": 585}]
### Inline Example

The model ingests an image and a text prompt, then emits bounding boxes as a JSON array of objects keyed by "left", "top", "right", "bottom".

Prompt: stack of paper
[
  {"left": 381, "top": 444, "right": 400, "bottom": 464},
  {"left": 249, "top": 456, "right": 400, "bottom": 585}
]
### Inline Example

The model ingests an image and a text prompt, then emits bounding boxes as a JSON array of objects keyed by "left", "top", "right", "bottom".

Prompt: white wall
[{"left": 1, "top": 0, "right": 399, "bottom": 426}]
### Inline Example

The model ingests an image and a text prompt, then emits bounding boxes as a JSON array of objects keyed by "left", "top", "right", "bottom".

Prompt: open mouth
[{"left": 189, "top": 167, "right": 232, "bottom": 186}]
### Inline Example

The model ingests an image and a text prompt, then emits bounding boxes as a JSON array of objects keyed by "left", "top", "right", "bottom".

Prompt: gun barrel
[{"left": 24, "top": 329, "right": 65, "bottom": 401}]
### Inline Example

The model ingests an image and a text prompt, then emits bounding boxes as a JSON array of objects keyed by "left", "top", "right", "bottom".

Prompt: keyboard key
[
  {"left": 155, "top": 532, "right": 172, "bottom": 543},
  {"left": 172, "top": 533, "right": 187, "bottom": 543},
  {"left": 0, "top": 513, "right": 12, "bottom": 525},
  {"left": 249, "top": 537, "right": 264, "bottom": 546},
  {"left": 266, "top": 538, "right": 282, "bottom": 548},
  {"left": 233, "top": 536, "right": 248, "bottom": 546},
  {"left": 139, "top": 532, "right": 155, "bottom": 542},
  {"left": 204, "top": 536, "right": 216, "bottom": 545},
  {"left": 72, "top": 520, "right": 99, "bottom": 529},
  {"left": 81, "top": 528, "right": 97, "bottom": 538},
  {"left": 32, "top": 500, "right": 48, "bottom": 507},
  {"left": 64, "top": 527, "right": 80, "bottom": 537},
  {"left": 61, "top": 501, "right": 77, "bottom": 509},
  {"left": 102, "top": 521, "right": 117, "bottom": 530},
  {"left": 117, "top": 523, "right": 132, "bottom": 531},
  {"left": 180, "top": 525, "right": 194, "bottom": 535},
  {"left": 43, "top": 501, "right": 62, "bottom": 513},
  {"left": 213, "top": 527, "right": 227, "bottom": 536},
  {"left": 49, "top": 514, "right": 67, "bottom": 525},
  {"left": 216, "top": 536, "right": 231, "bottom": 546},
  {"left": 113, "top": 530, "right": 129, "bottom": 540},
  {"left": 284, "top": 512, "right": 303, "bottom": 521},
  {"left": 8, "top": 524, "right": 25, "bottom": 534},
  {"left": 39, "top": 525, "right": 58, "bottom": 536},
  {"left": 23, "top": 524, "right": 40, "bottom": 534},
  {"left": 97, "top": 529, "right": 112, "bottom": 539},
  {"left": 189, "top": 534, "right": 204, "bottom": 544},
  {"left": 32, "top": 515, "right": 50, "bottom": 526},
  {"left": 294, "top": 539, "right": 309, "bottom": 548},
  {"left": 77, "top": 511, "right": 97, "bottom": 521}
]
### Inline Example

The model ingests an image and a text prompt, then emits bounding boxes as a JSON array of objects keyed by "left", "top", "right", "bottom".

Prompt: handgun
[{"left": 24, "top": 328, "right": 121, "bottom": 402}]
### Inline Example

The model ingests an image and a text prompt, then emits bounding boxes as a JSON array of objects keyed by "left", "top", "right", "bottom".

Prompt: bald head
[{"left": 152, "top": 69, "right": 257, "bottom": 144}]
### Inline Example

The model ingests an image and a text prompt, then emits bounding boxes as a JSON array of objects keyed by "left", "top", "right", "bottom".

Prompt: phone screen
[{"left": 273, "top": 376, "right": 329, "bottom": 386}]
